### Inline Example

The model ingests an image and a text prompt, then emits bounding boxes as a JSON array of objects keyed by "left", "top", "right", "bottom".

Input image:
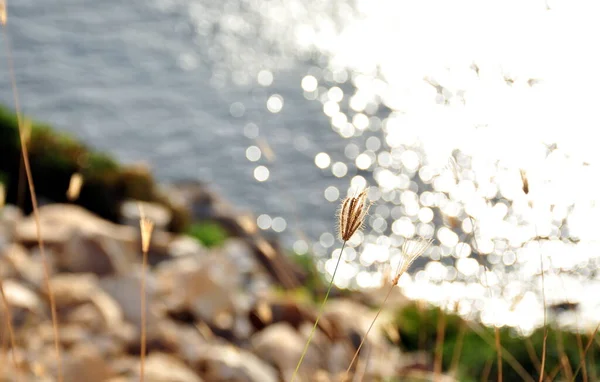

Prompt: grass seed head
[
  {"left": 392, "top": 237, "right": 433, "bottom": 285},
  {"left": 137, "top": 204, "right": 154, "bottom": 253},
  {"left": 338, "top": 189, "right": 370, "bottom": 242},
  {"left": 140, "top": 217, "right": 154, "bottom": 253}
]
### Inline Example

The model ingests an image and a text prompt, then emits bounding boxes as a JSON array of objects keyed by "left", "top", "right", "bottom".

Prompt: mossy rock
[
  {"left": 0, "top": 105, "right": 189, "bottom": 231},
  {"left": 390, "top": 302, "right": 599, "bottom": 381}
]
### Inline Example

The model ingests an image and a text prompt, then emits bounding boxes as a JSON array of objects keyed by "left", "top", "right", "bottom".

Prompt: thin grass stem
[
  {"left": 139, "top": 213, "right": 154, "bottom": 382},
  {"left": 449, "top": 319, "right": 466, "bottom": 375},
  {"left": 434, "top": 309, "right": 447, "bottom": 381},
  {"left": 1, "top": 18, "right": 63, "bottom": 382},
  {"left": 539, "top": 251, "right": 547, "bottom": 382},
  {"left": 572, "top": 322, "right": 600, "bottom": 381},
  {"left": 343, "top": 284, "right": 393, "bottom": 379},
  {"left": 576, "top": 331, "right": 589, "bottom": 382},
  {"left": 0, "top": 280, "right": 20, "bottom": 381},
  {"left": 290, "top": 241, "right": 347, "bottom": 382}
]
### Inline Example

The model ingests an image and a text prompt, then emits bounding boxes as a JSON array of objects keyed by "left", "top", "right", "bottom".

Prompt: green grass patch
[{"left": 187, "top": 221, "right": 229, "bottom": 248}]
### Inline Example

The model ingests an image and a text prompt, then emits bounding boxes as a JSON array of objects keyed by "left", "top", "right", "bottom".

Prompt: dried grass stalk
[
  {"left": 291, "top": 188, "right": 370, "bottom": 382},
  {"left": 138, "top": 206, "right": 154, "bottom": 382},
  {"left": 343, "top": 237, "right": 432, "bottom": 380},
  {"left": 2, "top": 15, "right": 64, "bottom": 378}
]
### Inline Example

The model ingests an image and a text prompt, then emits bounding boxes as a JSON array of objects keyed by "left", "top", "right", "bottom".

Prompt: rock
[
  {"left": 323, "top": 299, "right": 406, "bottom": 379},
  {"left": 59, "top": 229, "right": 132, "bottom": 275},
  {"left": 251, "top": 322, "right": 327, "bottom": 381},
  {"left": 47, "top": 273, "right": 123, "bottom": 328},
  {"left": 0, "top": 204, "right": 22, "bottom": 247},
  {"left": 324, "top": 299, "right": 391, "bottom": 345},
  {"left": 99, "top": 274, "right": 159, "bottom": 329},
  {"left": 16, "top": 204, "right": 127, "bottom": 245},
  {"left": 0, "top": 243, "right": 30, "bottom": 280},
  {"left": 139, "top": 353, "right": 204, "bottom": 382},
  {"left": 161, "top": 181, "right": 224, "bottom": 221},
  {"left": 125, "top": 319, "right": 180, "bottom": 356},
  {"left": 248, "top": 237, "right": 306, "bottom": 289},
  {"left": 15, "top": 204, "right": 141, "bottom": 275},
  {"left": 192, "top": 343, "right": 278, "bottom": 382},
  {"left": 48, "top": 273, "right": 99, "bottom": 308},
  {"left": 62, "top": 345, "right": 114, "bottom": 382},
  {"left": 121, "top": 199, "right": 172, "bottom": 230},
  {"left": 167, "top": 235, "right": 206, "bottom": 258},
  {"left": 1, "top": 278, "right": 45, "bottom": 320},
  {"left": 157, "top": 255, "right": 238, "bottom": 325},
  {"left": 223, "top": 239, "right": 264, "bottom": 279},
  {"left": 248, "top": 299, "right": 334, "bottom": 340}
]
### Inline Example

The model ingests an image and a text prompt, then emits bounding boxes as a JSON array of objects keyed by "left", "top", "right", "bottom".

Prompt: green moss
[
  {"left": 390, "top": 302, "right": 599, "bottom": 381},
  {"left": 186, "top": 221, "right": 228, "bottom": 248},
  {"left": 0, "top": 104, "right": 188, "bottom": 231}
]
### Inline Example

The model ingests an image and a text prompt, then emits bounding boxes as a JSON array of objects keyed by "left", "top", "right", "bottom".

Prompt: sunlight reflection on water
[{"left": 211, "top": 0, "right": 600, "bottom": 332}]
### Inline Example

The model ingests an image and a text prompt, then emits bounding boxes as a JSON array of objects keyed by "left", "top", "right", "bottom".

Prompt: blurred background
[{"left": 2, "top": 0, "right": 600, "bottom": 336}]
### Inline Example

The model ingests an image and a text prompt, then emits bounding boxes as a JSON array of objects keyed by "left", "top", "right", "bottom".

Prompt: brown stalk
[
  {"left": 449, "top": 319, "right": 466, "bottom": 375},
  {"left": 351, "top": 341, "right": 372, "bottom": 382},
  {"left": 342, "top": 238, "right": 431, "bottom": 380},
  {"left": 572, "top": 322, "right": 600, "bottom": 381},
  {"left": 467, "top": 321, "right": 535, "bottom": 382},
  {"left": 524, "top": 337, "right": 542, "bottom": 375},
  {"left": 139, "top": 209, "right": 154, "bottom": 382},
  {"left": 576, "top": 331, "right": 588, "bottom": 382},
  {"left": 1, "top": 318, "right": 7, "bottom": 364},
  {"left": 538, "top": 252, "right": 547, "bottom": 382},
  {"left": 556, "top": 330, "right": 573, "bottom": 380},
  {"left": 434, "top": 309, "right": 447, "bottom": 381},
  {"left": 1, "top": 13, "right": 63, "bottom": 381},
  {"left": 0, "top": 280, "right": 20, "bottom": 380},
  {"left": 292, "top": 188, "right": 370, "bottom": 382},
  {"left": 481, "top": 358, "right": 493, "bottom": 382},
  {"left": 344, "top": 284, "right": 393, "bottom": 379},
  {"left": 495, "top": 327, "right": 503, "bottom": 382}
]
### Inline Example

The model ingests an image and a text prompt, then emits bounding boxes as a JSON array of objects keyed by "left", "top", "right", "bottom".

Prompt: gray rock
[
  {"left": 48, "top": 273, "right": 123, "bottom": 328},
  {"left": 193, "top": 343, "right": 278, "bottom": 382},
  {"left": 1, "top": 243, "right": 52, "bottom": 288},
  {"left": 157, "top": 255, "right": 239, "bottom": 325},
  {"left": 0, "top": 204, "right": 22, "bottom": 249},
  {"left": 99, "top": 274, "right": 159, "bottom": 329},
  {"left": 121, "top": 199, "right": 172, "bottom": 230},
  {"left": 251, "top": 322, "right": 327, "bottom": 381},
  {"left": 1, "top": 278, "right": 45, "bottom": 317},
  {"left": 59, "top": 229, "right": 132, "bottom": 275},
  {"left": 16, "top": 204, "right": 141, "bottom": 275}
]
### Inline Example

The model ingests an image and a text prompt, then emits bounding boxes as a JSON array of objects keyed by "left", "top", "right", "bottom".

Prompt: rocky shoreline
[
  {"left": 2, "top": 105, "right": 597, "bottom": 381},
  {"left": 0, "top": 198, "right": 412, "bottom": 382}
]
